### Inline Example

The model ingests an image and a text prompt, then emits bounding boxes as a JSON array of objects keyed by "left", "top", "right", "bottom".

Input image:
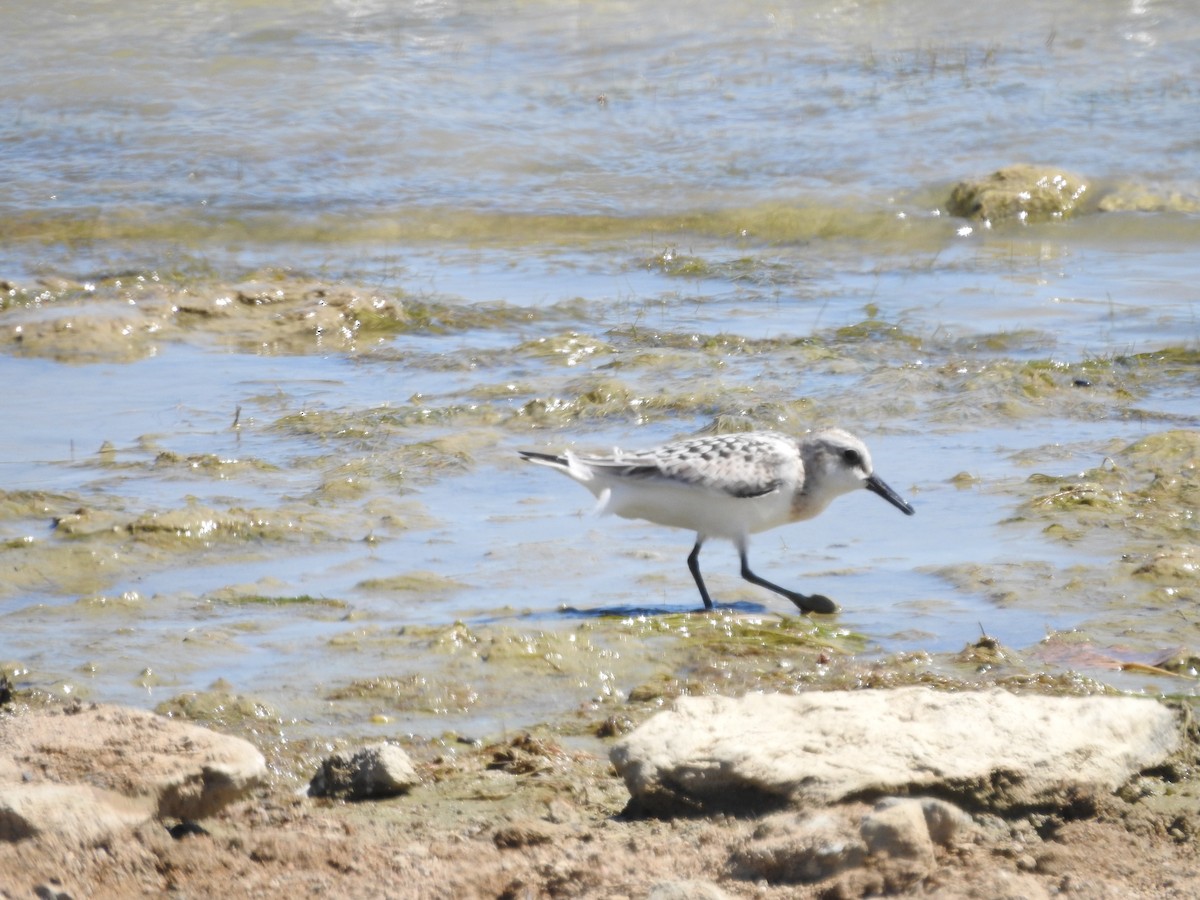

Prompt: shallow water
[{"left": 2, "top": 0, "right": 1199, "bottom": 747}]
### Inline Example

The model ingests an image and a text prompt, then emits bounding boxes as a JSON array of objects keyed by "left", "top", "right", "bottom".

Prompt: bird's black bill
[{"left": 866, "top": 475, "right": 915, "bottom": 516}]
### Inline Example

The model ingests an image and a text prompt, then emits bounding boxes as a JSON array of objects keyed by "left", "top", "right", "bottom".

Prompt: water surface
[{"left": 2, "top": 0, "right": 1198, "bottom": 747}]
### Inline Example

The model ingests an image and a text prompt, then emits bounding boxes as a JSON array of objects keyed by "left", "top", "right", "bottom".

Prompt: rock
[
  {"left": 492, "top": 818, "right": 560, "bottom": 848},
  {"left": 167, "top": 820, "right": 210, "bottom": 839},
  {"left": 860, "top": 799, "right": 936, "bottom": 889},
  {"left": 730, "top": 811, "right": 866, "bottom": 884},
  {"left": 0, "top": 702, "right": 267, "bottom": 847},
  {"left": 33, "top": 882, "right": 74, "bottom": 900},
  {"left": 874, "top": 796, "right": 975, "bottom": 846},
  {"left": 730, "top": 798, "right": 976, "bottom": 889},
  {"left": 0, "top": 783, "right": 146, "bottom": 845},
  {"left": 308, "top": 741, "right": 418, "bottom": 801},
  {"left": 610, "top": 688, "right": 1180, "bottom": 816},
  {"left": 860, "top": 800, "right": 935, "bottom": 862},
  {"left": 947, "top": 164, "right": 1089, "bottom": 224}
]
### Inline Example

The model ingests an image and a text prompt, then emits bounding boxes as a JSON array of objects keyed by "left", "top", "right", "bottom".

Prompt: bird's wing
[{"left": 577, "top": 435, "right": 792, "bottom": 499}]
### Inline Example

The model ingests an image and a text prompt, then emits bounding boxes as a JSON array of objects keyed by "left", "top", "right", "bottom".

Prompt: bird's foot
[{"left": 788, "top": 592, "right": 838, "bottom": 615}]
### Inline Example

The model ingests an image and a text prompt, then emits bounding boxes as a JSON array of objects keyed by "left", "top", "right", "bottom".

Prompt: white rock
[
  {"left": 610, "top": 688, "right": 1180, "bottom": 815},
  {"left": 0, "top": 783, "right": 146, "bottom": 844},
  {"left": 0, "top": 703, "right": 267, "bottom": 846}
]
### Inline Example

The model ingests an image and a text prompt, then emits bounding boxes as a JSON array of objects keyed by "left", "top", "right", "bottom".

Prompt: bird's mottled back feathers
[{"left": 574, "top": 432, "right": 798, "bottom": 499}]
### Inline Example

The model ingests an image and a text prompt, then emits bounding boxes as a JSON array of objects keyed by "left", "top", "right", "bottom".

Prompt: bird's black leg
[
  {"left": 687, "top": 538, "right": 715, "bottom": 610},
  {"left": 737, "top": 544, "right": 837, "bottom": 614}
]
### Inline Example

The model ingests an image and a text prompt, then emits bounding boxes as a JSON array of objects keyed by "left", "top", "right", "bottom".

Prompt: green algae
[
  {"left": 0, "top": 489, "right": 85, "bottom": 523},
  {"left": 959, "top": 330, "right": 1055, "bottom": 354},
  {"left": 1029, "top": 481, "right": 1123, "bottom": 513},
  {"left": 639, "top": 250, "right": 718, "bottom": 279},
  {"left": 1118, "top": 347, "right": 1200, "bottom": 369},
  {"left": 938, "top": 429, "right": 1200, "bottom": 683},
  {"left": 309, "top": 612, "right": 875, "bottom": 745},
  {"left": 155, "top": 685, "right": 287, "bottom": 749},
  {"left": 1019, "top": 430, "right": 1199, "bottom": 542},
  {"left": 0, "top": 543, "right": 126, "bottom": 599},
  {"left": 636, "top": 249, "right": 799, "bottom": 285},
  {"left": 0, "top": 489, "right": 360, "bottom": 604},
  {"left": 268, "top": 409, "right": 492, "bottom": 480},
  {"left": 1127, "top": 549, "right": 1199, "bottom": 585},
  {"left": 350, "top": 297, "right": 536, "bottom": 336},
  {"left": 947, "top": 165, "right": 1090, "bottom": 224},
  {"left": 0, "top": 201, "right": 932, "bottom": 251},
  {"left": 922, "top": 353, "right": 1156, "bottom": 426},
  {"left": 326, "top": 675, "right": 479, "bottom": 715},
  {"left": 516, "top": 376, "right": 736, "bottom": 427},
  {"left": 127, "top": 506, "right": 307, "bottom": 544},
  {"left": 833, "top": 318, "right": 922, "bottom": 349},
  {"left": 152, "top": 451, "right": 280, "bottom": 476},
  {"left": 357, "top": 571, "right": 470, "bottom": 594},
  {"left": 216, "top": 593, "right": 348, "bottom": 608},
  {"left": 516, "top": 330, "right": 615, "bottom": 358},
  {"left": 929, "top": 560, "right": 1100, "bottom": 616},
  {"left": 0, "top": 273, "right": 557, "bottom": 361}
]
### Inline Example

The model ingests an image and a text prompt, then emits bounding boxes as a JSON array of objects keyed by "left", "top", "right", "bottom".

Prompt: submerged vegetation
[{"left": 1, "top": 246, "right": 1197, "bottom": 745}]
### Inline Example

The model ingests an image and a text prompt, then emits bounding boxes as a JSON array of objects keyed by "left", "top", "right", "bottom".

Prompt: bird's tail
[
  {"left": 519, "top": 449, "right": 610, "bottom": 513},
  {"left": 518, "top": 450, "right": 568, "bottom": 468},
  {"left": 519, "top": 449, "right": 597, "bottom": 486}
]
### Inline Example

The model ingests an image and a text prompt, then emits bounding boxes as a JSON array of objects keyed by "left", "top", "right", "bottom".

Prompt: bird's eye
[{"left": 841, "top": 448, "right": 862, "bottom": 467}]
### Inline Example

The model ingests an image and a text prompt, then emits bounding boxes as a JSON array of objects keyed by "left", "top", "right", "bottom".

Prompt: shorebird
[{"left": 519, "top": 428, "right": 914, "bottom": 614}]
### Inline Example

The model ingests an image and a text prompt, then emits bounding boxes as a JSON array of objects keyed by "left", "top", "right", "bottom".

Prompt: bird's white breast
[{"left": 592, "top": 473, "right": 796, "bottom": 539}]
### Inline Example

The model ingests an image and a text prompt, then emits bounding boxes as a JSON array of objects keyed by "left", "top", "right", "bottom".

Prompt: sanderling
[{"left": 519, "top": 428, "right": 914, "bottom": 614}]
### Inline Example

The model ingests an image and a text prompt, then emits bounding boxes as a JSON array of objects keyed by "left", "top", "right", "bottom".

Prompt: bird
[{"left": 519, "top": 428, "right": 914, "bottom": 614}]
